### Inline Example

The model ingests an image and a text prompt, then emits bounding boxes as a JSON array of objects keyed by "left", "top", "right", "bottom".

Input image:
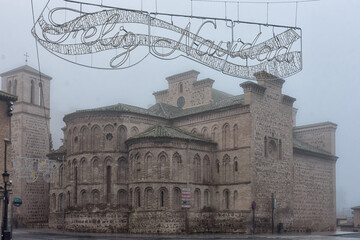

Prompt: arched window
[
  {"left": 216, "top": 160, "right": 220, "bottom": 175},
  {"left": 80, "top": 126, "right": 89, "bottom": 152},
  {"left": 106, "top": 165, "right": 112, "bottom": 203},
  {"left": 59, "top": 193, "right": 64, "bottom": 211},
  {"left": 135, "top": 153, "right": 141, "bottom": 180},
  {"left": 158, "top": 152, "right": 169, "bottom": 179},
  {"left": 159, "top": 188, "right": 168, "bottom": 208},
  {"left": 7, "top": 80, "right": 11, "bottom": 94},
  {"left": 144, "top": 153, "right": 153, "bottom": 179},
  {"left": 13, "top": 79, "right": 17, "bottom": 95},
  {"left": 204, "top": 189, "right": 210, "bottom": 207},
  {"left": 201, "top": 127, "right": 208, "bottom": 138},
  {"left": 203, "top": 155, "right": 210, "bottom": 182},
  {"left": 130, "top": 127, "right": 139, "bottom": 136},
  {"left": 222, "top": 123, "right": 230, "bottom": 149},
  {"left": 117, "top": 157, "right": 127, "bottom": 182},
  {"left": 223, "top": 154, "right": 230, "bottom": 182},
  {"left": 30, "top": 80, "right": 35, "bottom": 104},
  {"left": 268, "top": 139, "right": 278, "bottom": 159},
  {"left": 117, "top": 125, "right": 127, "bottom": 151},
  {"left": 59, "top": 165, "right": 64, "bottom": 187},
  {"left": 233, "top": 191, "right": 238, "bottom": 210},
  {"left": 194, "top": 189, "right": 201, "bottom": 210},
  {"left": 233, "top": 124, "right": 238, "bottom": 148},
  {"left": 193, "top": 154, "right": 201, "bottom": 182},
  {"left": 80, "top": 190, "right": 87, "bottom": 206},
  {"left": 234, "top": 159, "right": 238, "bottom": 172},
  {"left": 223, "top": 189, "right": 230, "bottom": 210},
  {"left": 80, "top": 158, "right": 87, "bottom": 183},
  {"left": 145, "top": 187, "right": 154, "bottom": 209},
  {"left": 67, "top": 191, "right": 71, "bottom": 208},
  {"left": 172, "top": 153, "right": 182, "bottom": 180},
  {"left": 92, "top": 190, "right": 100, "bottom": 204},
  {"left": 92, "top": 158, "right": 100, "bottom": 182},
  {"left": 38, "top": 82, "right": 43, "bottom": 106},
  {"left": 179, "top": 82, "right": 183, "bottom": 93},
  {"left": 135, "top": 188, "right": 141, "bottom": 208},
  {"left": 191, "top": 128, "right": 198, "bottom": 135},
  {"left": 211, "top": 125, "right": 218, "bottom": 142},
  {"left": 173, "top": 187, "right": 181, "bottom": 210},
  {"left": 118, "top": 189, "right": 128, "bottom": 207},
  {"left": 91, "top": 125, "right": 102, "bottom": 151},
  {"left": 51, "top": 194, "right": 56, "bottom": 211}
]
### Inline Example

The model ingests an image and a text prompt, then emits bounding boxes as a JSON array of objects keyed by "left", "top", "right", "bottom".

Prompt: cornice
[
  {"left": 240, "top": 81, "right": 266, "bottom": 95},
  {"left": 166, "top": 70, "right": 199, "bottom": 83}
]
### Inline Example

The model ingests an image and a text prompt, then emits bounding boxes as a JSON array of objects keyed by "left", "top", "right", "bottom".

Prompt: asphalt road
[{"left": 10, "top": 229, "right": 360, "bottom": 240}]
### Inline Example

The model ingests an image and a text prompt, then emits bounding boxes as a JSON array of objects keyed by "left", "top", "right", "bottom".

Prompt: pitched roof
[
  {"left": 128, "top": 125, "right": 214, "bottom": 143},
  {"left": 148, "top": 94, "right": 244, "bottom": 119},
  {"left": 0, "top": 65, "right": 52, "bottom": 79},
  {"left": 293, "top": 138, "right": 332, "bottom": 156}
]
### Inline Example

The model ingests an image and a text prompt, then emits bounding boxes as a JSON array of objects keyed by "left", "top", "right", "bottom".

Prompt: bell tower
[{"left": 0, "top": 65, "right": 52, "bottom": 227}]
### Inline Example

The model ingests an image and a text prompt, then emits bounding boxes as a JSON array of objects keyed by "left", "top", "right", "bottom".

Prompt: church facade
[{"left": 48, "top": 70, "right": 337, "bottom": 234}]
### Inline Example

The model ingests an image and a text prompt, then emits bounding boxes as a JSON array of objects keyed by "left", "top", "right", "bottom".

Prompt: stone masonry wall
[
  {"left": 242, "top": 79, "right": 295, "bottom": 233},
  {"left": 293, "top": 152, "right": 336, "bottom": 232}
]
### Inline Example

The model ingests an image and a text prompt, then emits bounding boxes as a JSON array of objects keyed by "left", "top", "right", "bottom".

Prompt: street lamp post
[{"left": 2, "top": 139, "right": 11, "bottom": 240}]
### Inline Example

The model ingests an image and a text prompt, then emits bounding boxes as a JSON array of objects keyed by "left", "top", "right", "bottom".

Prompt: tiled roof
[
  {"left": 148, "top": 94, "right": 244, "bottom": 119},
  {"left": 74, "top": 103, "right": 159, "bottom": 117},
  {"left": 352, "top": 206, "right": 360, "bottom": 210},
  {"left": 293, "top": 138, "right": 332, "bottom": 156},
  {"left": 70, "top": 90, "right": 243, "bottom": 120},
  {"left": 128, "top": 125, "right": 214, "bottom": 143},
  {"left": 0, "top": 65, "right": 52, "bottom": 79},
  {"left": 47, "top": 145, "right": 66, "bottom": 159}
]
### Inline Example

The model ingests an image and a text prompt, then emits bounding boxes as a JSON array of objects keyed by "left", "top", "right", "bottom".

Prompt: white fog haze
[{"left": 1, "top": 0, "right": 359, "bottom": 217}]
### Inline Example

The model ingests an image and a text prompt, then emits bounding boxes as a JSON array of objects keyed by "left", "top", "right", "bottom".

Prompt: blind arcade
[{"left": 32, "top": 0, "right": 302, "bottom": 80}]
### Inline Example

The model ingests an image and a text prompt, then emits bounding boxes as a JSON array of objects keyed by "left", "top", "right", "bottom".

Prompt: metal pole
[
  {"left": 2, "top": 139, "right": 10, "bottom": 240},
  {"left": 62, "top": 155, "right": 65, "bottom": 233}
]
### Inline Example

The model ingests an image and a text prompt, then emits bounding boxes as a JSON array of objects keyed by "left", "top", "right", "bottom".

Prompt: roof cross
[{"left": 24, "top": 53, "right": 29, "bottom": 64}]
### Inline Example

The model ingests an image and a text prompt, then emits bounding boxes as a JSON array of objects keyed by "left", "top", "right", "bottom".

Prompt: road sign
[
  {"left": 182, "top": 188, "right": 191, "bottom": 208},
  {"left": 13, "top": 198, "right": 22, "bottom": 207}
]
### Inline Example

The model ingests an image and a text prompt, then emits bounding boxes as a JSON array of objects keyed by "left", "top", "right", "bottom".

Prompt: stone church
[
  {"left": 46, "top": 70, "right": 337, "bottom": 234},
  {"left": 1, "top": 65, "right": 51, "bottom": 227}
]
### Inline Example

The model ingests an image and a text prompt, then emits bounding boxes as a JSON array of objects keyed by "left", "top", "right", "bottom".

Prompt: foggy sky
[{"left": 0, "top": 0, "right": 359, "bottom": 216}]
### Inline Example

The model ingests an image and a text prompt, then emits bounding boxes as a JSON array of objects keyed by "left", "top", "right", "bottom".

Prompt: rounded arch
[
  {"left": 223, "top": 154, "right": 231, "bottom": 183},
  {"left": 51, "top": 193, "right": 56, "bottom": 211}
]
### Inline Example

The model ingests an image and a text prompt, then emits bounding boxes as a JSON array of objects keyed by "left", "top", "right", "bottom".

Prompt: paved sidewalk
[{"left": 11, "top": 229, "right": 360, "bottom": 240}]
